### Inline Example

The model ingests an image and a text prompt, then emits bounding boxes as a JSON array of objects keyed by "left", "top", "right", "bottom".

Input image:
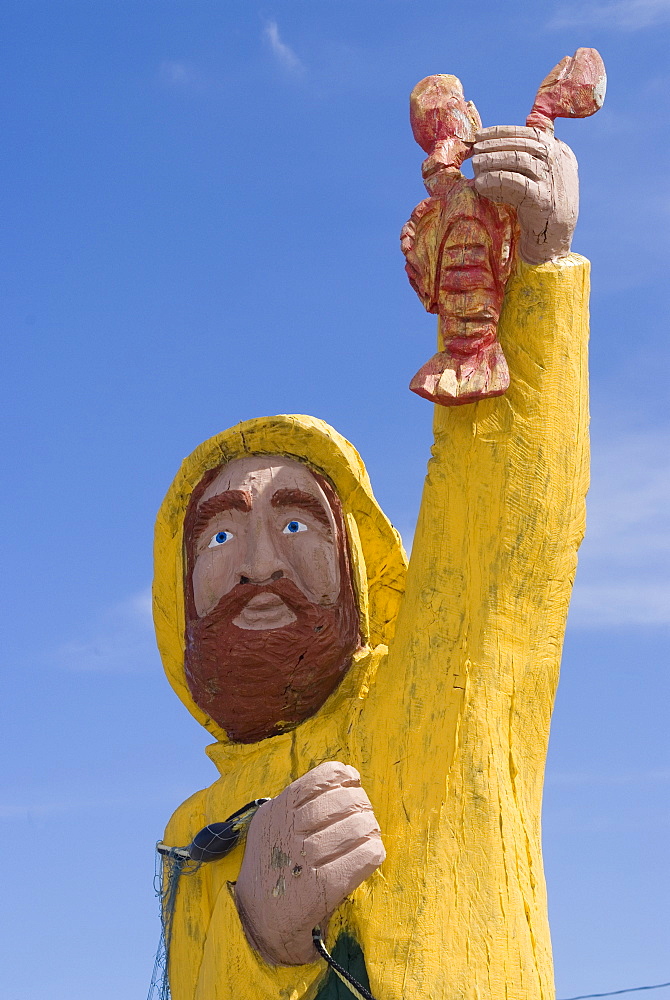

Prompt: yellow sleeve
[
  {"left": 192, "top": 881, "right": 327, "bottom": 1000},
  {"left": 162, "top": 791, "right": 211, "bottom": 1000},
  {"left": 361, "top": 253, "right": 589, "bottom": 1000},
  {"left": 383, "top": 252, "right": 589, "bottom": 758}
]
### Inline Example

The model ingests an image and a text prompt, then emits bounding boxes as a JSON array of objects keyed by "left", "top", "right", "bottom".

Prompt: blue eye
[
  {"left": 208, "top": 530, "right": 234, "bottom": 548},
  {"left": 283, "top": 520, "right": 307, "bottom": 535}
]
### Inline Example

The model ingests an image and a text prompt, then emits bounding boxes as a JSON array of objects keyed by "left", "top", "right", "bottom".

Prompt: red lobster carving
[{"left": 401, "top": 48, "right": 606, "bottom": 405}]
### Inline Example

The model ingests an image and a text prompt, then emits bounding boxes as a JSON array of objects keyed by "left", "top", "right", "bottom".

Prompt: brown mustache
[{"left": 197, "top": 577, "right": 323, "bottom": 627}]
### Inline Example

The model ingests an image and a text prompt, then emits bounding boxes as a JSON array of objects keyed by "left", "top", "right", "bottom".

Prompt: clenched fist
[
  {"left": 235, "top": 761, "right": 385, "bottom": 966},
  {"left": 473, "top": 125, "right": 579, "bottom": 265}
]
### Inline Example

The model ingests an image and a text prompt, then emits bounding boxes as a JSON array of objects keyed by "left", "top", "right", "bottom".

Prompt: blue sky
[{"left": 1, "top": 2, "right": 668, "bottom": 998}]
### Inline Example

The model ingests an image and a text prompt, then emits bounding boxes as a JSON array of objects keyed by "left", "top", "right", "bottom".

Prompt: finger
[
  {"left": 472, "top": 150, "right": 548, "bottom": 183},
  {"left": 290, "top": 761, "right": 360, "bottom": 809},
  {"left": 475, "top": 125, "right": 546, "bottom": 143},
  {"left": 294, "top": 785, "right": 374, "bottom": 835},
  {"left": 474, "top": 170, "right": 544, "bottom": 208},
  {"left": 320, "top": 838, "right": 386, "bottom": 913},
  {"left": 473, "top": 136, "right": 550, "bottom": 161},
  {"left": 302, "top": 812, "right": 381, "bottom": 868}
]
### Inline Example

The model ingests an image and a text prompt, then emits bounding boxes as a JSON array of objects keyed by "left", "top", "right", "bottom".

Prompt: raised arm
[
  {"left": 387, "top": 246, "right": 589, "bottom": 728},
  {"left": 389, "top": 124, "right": 588, "bottom": 677},
  {"left": 361, "top": 129, "right": 589, "bottom": 999}
]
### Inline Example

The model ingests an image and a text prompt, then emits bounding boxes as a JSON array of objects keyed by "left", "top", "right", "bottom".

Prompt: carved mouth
[
  {"left": 244, "top": 593, "right": 286, "bottom": 610},
  {"left": 233, "top": 592, "right": 298, "bottom": 631}
]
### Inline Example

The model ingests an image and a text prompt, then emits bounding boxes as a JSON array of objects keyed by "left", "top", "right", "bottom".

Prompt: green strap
[{"left": 313, "top": 930, "right": 376, "bottom": 1000}]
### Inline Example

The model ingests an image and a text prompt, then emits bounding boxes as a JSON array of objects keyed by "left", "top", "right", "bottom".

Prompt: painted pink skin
[
  {"left": 191, "top": 456, "right": 340, "bottom": 626},
  {"left": 472, "top": 125, "right": 579, "bottom": 265},
  {"left": 235, "top": 762, "right": 385, "bottom": 966}
]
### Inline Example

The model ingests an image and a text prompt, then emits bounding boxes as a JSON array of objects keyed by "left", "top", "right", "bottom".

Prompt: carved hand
[
  {"left": 235, "top": 761, "right": 385, "bottom": 966},
  {"left": 472, "top": 125, "right": 579, "bottom": 265}
]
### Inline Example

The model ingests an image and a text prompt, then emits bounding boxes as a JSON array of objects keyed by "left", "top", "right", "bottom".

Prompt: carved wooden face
[
  {"left": 190, "top": 455, "right": 341, "bottom": 625},
  {"left": 182, "top": 455, "right": 361, "bottom": 743}
]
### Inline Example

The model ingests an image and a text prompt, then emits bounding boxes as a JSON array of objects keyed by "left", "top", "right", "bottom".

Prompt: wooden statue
[{"left": 152, "top": 49, "right": 605, "bottom": 1000}]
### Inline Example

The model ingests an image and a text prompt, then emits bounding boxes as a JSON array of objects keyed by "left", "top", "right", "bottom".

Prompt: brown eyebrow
[
  {"left": 271, "top": 488, "right": 331, "bottom": 529},
  {"left": 192, "top": 489, "right": 252, "bottom": 541}
]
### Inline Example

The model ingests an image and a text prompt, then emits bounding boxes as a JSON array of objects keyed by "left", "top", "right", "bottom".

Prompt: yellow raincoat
[{"left": 153, "top": 253, "right": 590, "bottom": 1000}]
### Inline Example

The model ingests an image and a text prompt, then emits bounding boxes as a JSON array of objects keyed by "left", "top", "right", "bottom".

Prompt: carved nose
[
  {"left": 239, "top": 521, "right": 285, "bottom": 584},
  {"left": 240, "top": 570, "right": 283, "bottom": 585}
]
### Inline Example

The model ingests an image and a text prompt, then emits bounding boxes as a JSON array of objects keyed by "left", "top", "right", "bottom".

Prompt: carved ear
[{"left": 465, "top": 100, "right": 482, "bottom": 135}]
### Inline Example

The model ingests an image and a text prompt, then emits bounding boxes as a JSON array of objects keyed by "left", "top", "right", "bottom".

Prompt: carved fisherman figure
[{"left": 153, "top": 50, "right": 604, "bottom": 1000}]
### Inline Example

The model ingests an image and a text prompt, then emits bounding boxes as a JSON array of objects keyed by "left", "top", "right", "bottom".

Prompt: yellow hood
[{"left": 153, "top": 414, "right": 407, "bottom": 741}]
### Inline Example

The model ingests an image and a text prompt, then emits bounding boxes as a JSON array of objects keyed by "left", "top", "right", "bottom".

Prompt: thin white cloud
[
  {"left": 543, "top": 806, "right": 670, "bottom": 833},
  {"left": 569, "top": 429, "right": 670, "bottom": 627},
  {"left": 0, "top": 788, "right": 189, "bottom": 822},
  {"left": 157, "top": 60, "right": 202, "bottom": 89},
  {"left": 263, "top": 20, "right": 304, "bottom": 74},
  {"left": 0, "top": 802, "right": 65, "bottom": 820},
  {"left": 550, "top": 0, "right": 670, "bottom": 29},
  {"left": 570, "top": 582, "right": 670, "bottom": 626},
  {"left": 547, "top": 768, "right": 670, "bottom": 786},
  {"left": 53, "top": 587, "right": 158, "bottom": 672}
]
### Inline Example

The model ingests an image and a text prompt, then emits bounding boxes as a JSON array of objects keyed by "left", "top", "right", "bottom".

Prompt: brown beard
[{"left": 184, "top": 577, "right": 359, "bottom": 743}]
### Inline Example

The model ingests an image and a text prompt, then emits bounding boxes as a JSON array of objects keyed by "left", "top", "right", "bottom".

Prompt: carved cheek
[
  {"left": 285, "top": 542, "right": 312, "bottom": 592},
  {"left": 192, "top": 555, "right": 214, "bottom": 617},
  {"left": 309, "top": 541, "right": 340, "bottom": 603},
  {"left": 192, "top": 549, "right": 234, "bottom": 616}
]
